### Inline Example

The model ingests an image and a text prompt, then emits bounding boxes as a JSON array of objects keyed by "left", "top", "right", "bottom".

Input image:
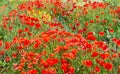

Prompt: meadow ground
[{"left": 0, "top": 0, "right": 120, "bottom": 74}]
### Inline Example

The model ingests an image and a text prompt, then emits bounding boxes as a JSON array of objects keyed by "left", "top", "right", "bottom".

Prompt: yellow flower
[
  {"left": 27, "top": 9, "right": 51, "bottom": 21},
  {"left": 72, "top": 0, "right": 77, "bottom": 3},
  {"left": 9, "top": 0, "right": 14, "bottom": 2},
  {"left": 42, "top": 12, "right": 51, "bottom": 21},
  {"left": 33, "top": 13, "right": 37, "bottom": 17},
  {"left": 38, "top": 10, "right": 42, "bottom": 15},
  {"left": 27, "top": 11, "right": 31, "bottom": 15},
  {"left": 20, "top": 0, "right": 26, "bottom": 2},
  {"left": 9, "top": 0, "right": 27, "bottom": 3}
]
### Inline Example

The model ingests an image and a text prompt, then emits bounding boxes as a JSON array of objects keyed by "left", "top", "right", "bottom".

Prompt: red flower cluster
[{"left": 0, "top": 0, "right": 119, "bottom": 74}]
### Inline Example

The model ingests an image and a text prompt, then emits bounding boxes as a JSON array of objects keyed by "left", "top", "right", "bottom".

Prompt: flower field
[{"left": 0, "top": 0, "right": 120, "bottom": 74}]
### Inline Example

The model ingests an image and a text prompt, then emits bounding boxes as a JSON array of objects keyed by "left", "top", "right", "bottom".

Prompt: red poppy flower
[
  {"left": 61, "top": 63, "right": 68, "bottom": 73},
  {"left": 112, "top": 38, "right": 117, "bottom": 42},
  {"left": 82, "top": 60, "right": 93, "bottom": 68},
  {"left": 78, "top": 29, "right": 83, "bottom": 33},
  {"left": 99, "top": 61, "right": 105, "bottom": 67},
  {"left": 42, "top": 68, "right": 56, "bottom": 74},
  {"left": 99, "top": 31, "right": 105, "bottom": 36},
  {"left": 85, "top": 22, "right": 89, "bottom": 26},
  {"left": 94, "top": 66, "right": 100, "bottom": 73},
  {"left": 0, "top": 50, "right": 4, "bottom": 55},
  {"left": 43, "top": 37, "right": 50, "bottom": 43},
  {"left": 46, "top": 58, "right": 58, "bottom": 66},
  {"left": 63, "top": 52, "right": 75, "bottom": 59},
  {"left": 101, "top": 44, "right": 108, "bottom": 51},
  {"left": 20, "top": 71, "right": 26, "bottom": 74},
  {"left": 22, "top": 38, "right": 31, "bottom": 47},
  {"left": 5, "top": 56, "right": 10, "bottom": 62},
  {"left": 87, "top": 35, "right": 96, "bottom": 41},
  {"left": 18, "top": 4, "right": 27, "bottom": 10},
  {"left": 12, "top": 53, "right": 17, "bottom": 58},
  {"left": 60, "top": 59, "right": 67, "bottom": 64},
  {"left": 41, "top": 69, "right": 48, "bottom": 74},
  {"left": 85, "top": 43, "right": 92, "bottom": 49},
  {"left": 100, "top": 53, "right": 109, "bottom": 60},
  {"left": 96, "top": 15, "right": 99, "bottom": 18},
  {"left": 24, "top": 28, "right": 29, "bottom": 32},
  {"left": 83, "top": 0, "right": 87, "bottom": 2},
  {"left": 18, "top": 29, "right": 23, "bottom": 33},
  {"left": 88, "top": 32, "right": 94, "bottom": 35},
  {"left": 68, "top": 66, "right": 75, "bottom": 74},
  {"left": 5, "top": 42, "right": 11, "bottom": 50},
  {"left": 90, "top": 20, "right": 94, "bottom": 23},
  {"left": 91, "top": 51, "right": 99, "bottom": 57},
  {"left": 116, "top": 39, "right": 120, "bottom": 47},
  {"left": 112, "top": 53, "right": 118, "bottom": 58},
  {"left": 104, "top": 63, "right": 113, "bottom": 71},
  {"left": 35, "top": 23, "right": 41, "bottom": 29},
  {"left": 96, "top": 58, "right": 102, "bottom": 64},
  {"left": 0, "top": 40, "right": 2, "bottom": 47},
  {"left": 109, "top": 28, "right": 114, "bottom": 33},
  {"left": 27, "top": 69, "right": 38, "bottom": 74},
  {"left": 96, "top": 20, "right": 100, "bottom": 23},
  {"left": 102, "top": 20, "right": 107, "bottom": 23},
  {"left": 33, "top": 43, "right": 40, "bottom": 49}
]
